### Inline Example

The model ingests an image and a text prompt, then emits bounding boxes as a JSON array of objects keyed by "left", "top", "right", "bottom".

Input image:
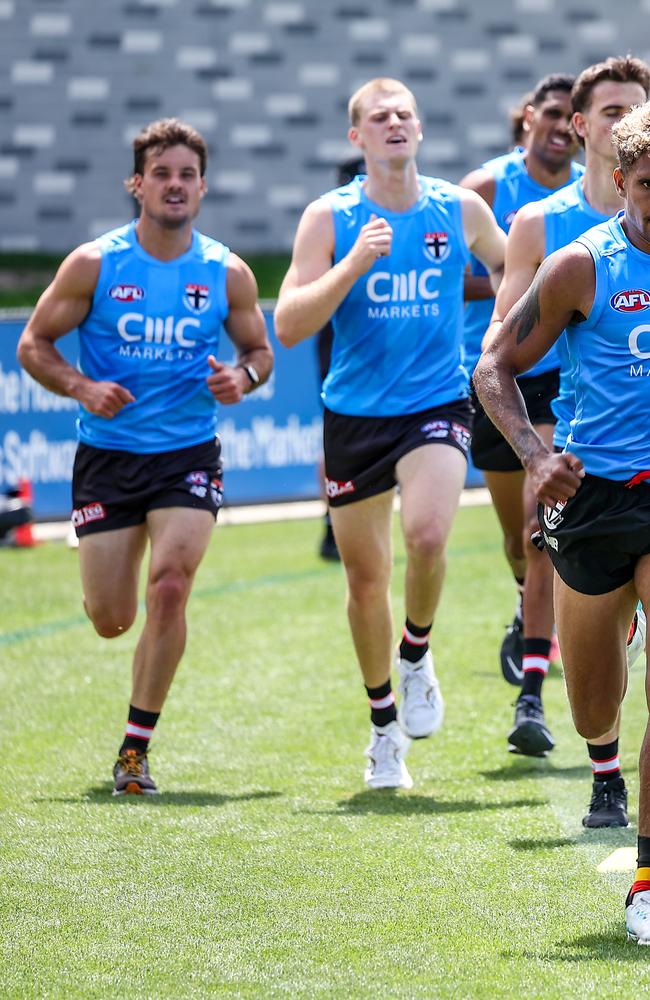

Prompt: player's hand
[
  {"left": 530, "top": 451, "right": 584, "bottom": 508},
  {"left": 79, "top": 380, "right": 135, "bottom": 418},
  {"left": 348, "top": 214, "right": 393, "bottom": 274},
  {"left": 206, "top": 355, "right": 248, "bottom": 404}
]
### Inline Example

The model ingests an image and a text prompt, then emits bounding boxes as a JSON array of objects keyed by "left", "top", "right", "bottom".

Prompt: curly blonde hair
[{"left": 612, "top": 101, "right": 650, "bottom": 173}]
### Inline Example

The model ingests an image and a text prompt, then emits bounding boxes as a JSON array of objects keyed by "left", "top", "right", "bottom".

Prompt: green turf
[{"left": 2, "top": 505, "right": 649, "bottom": 998}]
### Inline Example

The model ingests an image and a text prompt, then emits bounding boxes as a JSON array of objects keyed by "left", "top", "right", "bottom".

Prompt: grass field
[{"left": 2, "top": 503, "right": 650, "bottom": 998}]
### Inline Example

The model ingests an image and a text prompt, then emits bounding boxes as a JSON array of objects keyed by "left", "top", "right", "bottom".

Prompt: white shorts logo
[{"left": 541, "top": 501, "right": 566, "bottom": 532}]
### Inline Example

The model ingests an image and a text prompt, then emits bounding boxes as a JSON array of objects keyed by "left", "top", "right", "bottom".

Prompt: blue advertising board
[
  {"left": 0, "top": 312, "right": 323, "bottom": 518},
  {"left": 0, "top": 310, "right": 482, "bottom": 519}
]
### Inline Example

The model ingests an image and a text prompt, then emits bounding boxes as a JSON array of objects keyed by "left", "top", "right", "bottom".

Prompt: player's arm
[
  {"left": 207, "top": 254, "right": 274, "bottom": 405},
  {"left": 274, "top": 199, "right": 392, "bottom": 347},
  {"left": 473, "top": 245, "right": 594, "bottom": 507},
  {"left": 460, "top": 187, "right": 506, "bottom": 295},
  {"left": 483, "top": 203, "right": 546, "bottom": 352},
  {"left": 459, "top": 168, "right": 497, "bottom": 301},
  {"left": 16, "top": 244, "right": 135, "bottom": 418}
]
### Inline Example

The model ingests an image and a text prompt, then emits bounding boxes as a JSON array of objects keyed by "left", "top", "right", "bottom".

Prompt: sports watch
[{"left": 239, "top": 363, "right": 261, "bottom": 389}]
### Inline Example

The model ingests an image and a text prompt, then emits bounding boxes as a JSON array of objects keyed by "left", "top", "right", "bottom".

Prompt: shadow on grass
[
  {"left": 510, "top": 836, "right": 578, "bottom": 851},
  {"left": 35, "top": 789, "right": 281, "bottom": 807},
  {"left": 481, "top": 763, "right": 588, "bottom": 782},
  {"left": 312, "top": 793, "right": 546, "bottom": 816},
  {"left": 502, "top": 928, "right": 645, "bottom": 962}
]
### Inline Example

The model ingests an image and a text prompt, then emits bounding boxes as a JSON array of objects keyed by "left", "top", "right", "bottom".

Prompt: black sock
[
  {"left": 587, "top": 739, "right": 622, "bottom": 783},
  {"left": 365, "top": 680, "right": 397, "bottom": 728},
  {"left": 119, "top": 704, "right": 160, "bottom": 755},
  {"left": 520, "top": 638, "right": 550, "bottom": 699},
  {"left": 639, "top": 836, "right": 650, "bottom": 869},
  {"left": 399, "top": 618, "right": 432, "bottom": 664}
]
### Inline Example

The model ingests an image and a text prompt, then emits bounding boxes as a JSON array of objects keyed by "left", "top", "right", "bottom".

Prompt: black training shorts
[
  {"left": 72, "top": 438, "right": 224, "bottom": 537},
  {"left": 538, "top": 472, "right": 650, "bottom": 595},
  {"left": 323, "top": 398, "right": 472, "bottom": 507},
  {"left": 471, "top": 368, "right": 559, "bottom": 472}
]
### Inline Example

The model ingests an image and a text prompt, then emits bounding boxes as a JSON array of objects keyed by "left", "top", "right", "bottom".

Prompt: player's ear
[
  {"left": 200, "top": 176, "right": 207, "bottom": 198},
  {"left": 572, "top": 111, "right": 587, "bottom": 141},
  {"left": 613, "top": 166, "right": 626, "bottom": 198},
  {"left": 348, "top": 125, "right": 362, "bottom": 150},
  {"left": 131, "top": 174, "right": 144, "bottom": 204},
  {"left": 522, "top": 104, "right": 535, "bottom": 134}
]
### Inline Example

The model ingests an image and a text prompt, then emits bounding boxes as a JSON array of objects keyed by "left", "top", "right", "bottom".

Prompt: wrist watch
[{"left": 239, "top": 363, "right": 260, "bottom": 389}]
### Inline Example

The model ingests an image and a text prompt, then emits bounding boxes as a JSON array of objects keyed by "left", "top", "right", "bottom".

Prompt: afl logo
[
  {"left": 109, "top": 284, "right": 145, "bottom": 302},
  {"left": 610, "top": 289, "right": 650, "bottom": 312},
  {"left": 541, "top": 500, "right": 566, "bottom": 532}
]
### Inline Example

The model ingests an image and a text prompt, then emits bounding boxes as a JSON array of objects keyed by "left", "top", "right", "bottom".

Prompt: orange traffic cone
[{"left": 13, "top": 477, "right": 36, "bottom": 547}]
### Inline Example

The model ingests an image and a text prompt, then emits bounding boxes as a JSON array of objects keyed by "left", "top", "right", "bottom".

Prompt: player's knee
[
  {"left": 147, "top": 569, "right": 189, "bottom": 618},
  {"left": 84, "top": 596, "right": 136, "bottom": 638},
  {"left": 346, "top": 564, "right": 390, "bottom": 605},
  {"left": 523, "top": 517, "right": 545, "bottom": 559},
  {"left": 572, "top": 699, "right": 619, "bottom": 741},
  {"left": 403, "top": 523, "right": 445, "bottom": 567},
  {"left": 504, "top": 532, "right": 524, "bottom": 566}
]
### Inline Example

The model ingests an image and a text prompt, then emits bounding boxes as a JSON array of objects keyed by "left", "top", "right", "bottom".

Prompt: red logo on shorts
[
  {"left": 325, "top": 478, "right": 356, "bottom": 499},
  {"left": 71, "top": 502, "right": 106, "bottom": 527}
]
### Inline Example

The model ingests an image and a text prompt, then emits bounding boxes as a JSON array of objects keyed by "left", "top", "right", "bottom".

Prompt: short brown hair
[
  {"left": 348, "top": 78, "right": 418, "bottom": 126},
  {"left": 612, "top": 100, "right": 650, "bottom": 173},
  {"left": 572, "top": 55, "right": 650, "bottom": 115},
  {"left": 124, "top": 118, "right": 208, "bottom": 195}
]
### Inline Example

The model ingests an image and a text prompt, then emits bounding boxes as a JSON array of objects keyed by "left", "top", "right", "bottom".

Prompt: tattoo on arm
[{"left": 509, "top": 281, "right": 541, "bottom": 345}]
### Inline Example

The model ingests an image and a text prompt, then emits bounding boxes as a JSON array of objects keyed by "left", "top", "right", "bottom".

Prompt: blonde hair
[
  {"left": 348, "top": 78, "right": 418, "bottom": 126},
  {"left": 611, "top": 101, "right": 650, "bottom": 173}
]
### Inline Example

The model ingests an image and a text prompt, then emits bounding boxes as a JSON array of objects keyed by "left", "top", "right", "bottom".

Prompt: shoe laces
[
  {"left": 516, "top": 694, "right": 544, "bottom": 722},
  {"left": 367, "top": 728, "right": 400, "bottom": 763},
  {"left": 400, "top": 663, "right": 433, "bottom": 697},
  {"left": 591, "top": 779, "right": 626, "bottom": 811},
  {"left": 117, "top": 749, "right": 147, "bottom": 776}
]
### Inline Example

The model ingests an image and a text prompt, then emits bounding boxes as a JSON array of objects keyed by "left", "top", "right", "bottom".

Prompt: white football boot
[
  {"left": 397, "top": 650, "right": 444, "bottom": 739},
  {"left": 626, "top": 890, "right": 650, "bottom": 944},
  {"left": 364, "top": 721, "right": 413, "bottom": 790}
]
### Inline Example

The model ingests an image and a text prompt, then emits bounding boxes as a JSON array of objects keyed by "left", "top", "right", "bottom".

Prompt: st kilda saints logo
[
  {"left": 423, "top": 231, "right": 450, "bottom": 263},
  {"left": 183, "top": 283, "right": 211, "bottom": 314},
  {"left": 541, "top": 499, "right": 566, "bottom": 533}
]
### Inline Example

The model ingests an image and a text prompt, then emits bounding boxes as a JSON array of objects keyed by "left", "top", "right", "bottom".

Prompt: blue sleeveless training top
[
  {"left": 322, "top": 175, "right": 470, "bottom": 417},
  {"left": 77, "top": 221, "right": 230, "bottom": 453},
  {"left": 542, "top": 180, "right": 608, "bottom": 449},
  {"left": 463, "top": 150, "right": 584, "bottom": 378},
  {"left": 566, "top": 212, "right": 650, "bottom": 479}
]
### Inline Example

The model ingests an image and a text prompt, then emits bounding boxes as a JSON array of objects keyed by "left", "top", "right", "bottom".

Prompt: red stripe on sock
[{"left": 630, "top": 880, "right": 650, "bottom": 898}]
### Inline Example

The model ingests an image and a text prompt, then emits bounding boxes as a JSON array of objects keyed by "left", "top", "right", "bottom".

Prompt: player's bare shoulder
[
  {"left": 506, "top": 201, "right": 546, "bottom": 263},
  {"left": 459, "top": 167, "right": 496, "bottom": 206},
  {"left": 55, "top": 240, "right": 103, "bottom": 295},
  {"left": 226, "top": 252, "right": 259, "bottom": 306},
  {"left": 536, "top": 241, "right": 596, "bottom": 319},
  {"left": 296, "top": 196, "right": 335, "bottom": 242}
]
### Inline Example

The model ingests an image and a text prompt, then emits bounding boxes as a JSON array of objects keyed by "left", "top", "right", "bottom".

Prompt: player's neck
[
  {"left": 523, "top": 152, "right": 573, "bottom": 191},
  {"left": 581, "top": 152, "right": 624, "bottom": 217},
  {"left": 134, "top": 216, "right": 194, "bottom": 261},
  {"left": 362, "top": 162, "right": 421, "bottom": 212}
]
